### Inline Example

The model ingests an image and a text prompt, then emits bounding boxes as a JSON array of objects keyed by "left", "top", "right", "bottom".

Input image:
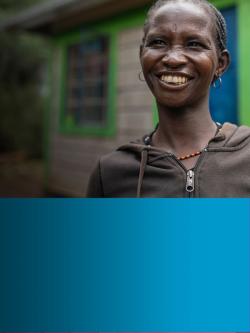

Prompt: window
[{"left": 60, "top": 33, "right": 115, "bottom": 136}]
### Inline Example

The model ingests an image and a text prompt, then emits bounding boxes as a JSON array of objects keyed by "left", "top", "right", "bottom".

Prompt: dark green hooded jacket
[{"left": 86, "top": 123, "right": 250, "bottom": 197}]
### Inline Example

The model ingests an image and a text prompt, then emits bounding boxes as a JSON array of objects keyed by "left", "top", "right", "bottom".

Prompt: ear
[{"left": 216, "top": 49, "right": 231, "bottom": 77}]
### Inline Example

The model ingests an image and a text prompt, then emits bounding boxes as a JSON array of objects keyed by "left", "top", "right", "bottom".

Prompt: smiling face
[{"left": 140, "top": 1, "right": 229, "bottom": 108}]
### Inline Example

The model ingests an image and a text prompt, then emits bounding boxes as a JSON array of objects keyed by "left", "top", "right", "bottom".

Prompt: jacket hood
[
  {"left": 118, "top": 123, "right": 250, "bottom": 153},
  {"left": 117, "top": 122, "right": 250, "bottom": 197}
]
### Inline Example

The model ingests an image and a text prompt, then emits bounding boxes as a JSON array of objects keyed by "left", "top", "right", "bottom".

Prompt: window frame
[{"left": 58, "top": 28, "right": 117, "bottom": 137}]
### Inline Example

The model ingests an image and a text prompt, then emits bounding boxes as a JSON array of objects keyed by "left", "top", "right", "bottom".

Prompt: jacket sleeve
[{"left": 86, "top": 160, "right": 104, "bottom": 197}]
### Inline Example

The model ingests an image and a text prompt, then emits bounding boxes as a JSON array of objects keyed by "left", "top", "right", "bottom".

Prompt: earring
[
  {"left": 138, "top": 71, "right": 145, "bottom": 82},
  {"left": 213, "top": 74, "right": 222, "bottom": 89}
]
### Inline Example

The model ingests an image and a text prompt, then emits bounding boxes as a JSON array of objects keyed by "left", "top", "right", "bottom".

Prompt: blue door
[{"left": 210, "top": 7, "right": 238, "bottom": 124}]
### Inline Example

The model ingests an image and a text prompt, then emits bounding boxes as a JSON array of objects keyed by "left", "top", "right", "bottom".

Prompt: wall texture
[{"left": 47, "top": 25, "right": 153, "bottom": 196}]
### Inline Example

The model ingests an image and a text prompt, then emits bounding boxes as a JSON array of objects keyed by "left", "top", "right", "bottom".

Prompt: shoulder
[
  {"left": 99, "top": 144, "right": 142, "bottom": 185},
  {"left": 211, "top": 122, "right": 250, "bottom": 149},
  {"left": 86, "top": 138, "right": 147, "bottom": 198},
  {"left": 100, "top": 148, "right": 139, "bottom": 169},
  {"left": 223, "top": 123, "right": 250, "bottom": 148}
]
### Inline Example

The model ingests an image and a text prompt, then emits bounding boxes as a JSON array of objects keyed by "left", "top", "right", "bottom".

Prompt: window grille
[{"left": 65, "top": 36, "right": 109, "bottom": 127}]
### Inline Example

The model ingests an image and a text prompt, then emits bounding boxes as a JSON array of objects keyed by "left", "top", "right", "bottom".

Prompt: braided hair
[{"left": 143, "top": 0, "right": 227, "bottom": 52}]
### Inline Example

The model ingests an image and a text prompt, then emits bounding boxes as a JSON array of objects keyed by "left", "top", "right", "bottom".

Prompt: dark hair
[{"left": 143, "top": 0, "right": 227, "bottom": 52}]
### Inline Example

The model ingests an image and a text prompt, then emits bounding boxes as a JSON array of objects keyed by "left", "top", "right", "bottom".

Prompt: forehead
[{"left": 149, "top": 2, "right": 214, "bottom": 35}]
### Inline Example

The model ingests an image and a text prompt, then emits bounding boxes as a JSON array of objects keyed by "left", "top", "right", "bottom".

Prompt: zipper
[
  {"left": 186, "top": 170, "right": 195, "bottom": 193},
  {"left": 170, "top": 148, "right": 208, "bottom": 196}
]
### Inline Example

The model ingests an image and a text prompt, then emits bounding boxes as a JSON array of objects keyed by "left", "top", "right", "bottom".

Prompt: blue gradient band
[{"left": 0, "top": 199, "right": 249, "bottom": 331}]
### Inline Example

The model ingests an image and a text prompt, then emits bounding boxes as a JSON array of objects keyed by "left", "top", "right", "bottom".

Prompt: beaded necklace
[
  {"left": 177, "top": 150, "right": 202, "bottom": 161},
  {"left": 144, "top": 123, "right": 222, "bottom": 161},
  {"left": 177, "top": 123, "right": 222, "bottom": 160}
]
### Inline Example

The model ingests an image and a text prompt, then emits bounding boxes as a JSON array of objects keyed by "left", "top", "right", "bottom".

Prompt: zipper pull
[{"left": 186, "top": 170, "right": 195, "bottom": 193}]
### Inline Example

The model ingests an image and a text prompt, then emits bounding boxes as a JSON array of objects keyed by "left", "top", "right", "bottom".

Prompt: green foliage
[{"left": 0, "top": 0, "right": 49, "bottom": 157}]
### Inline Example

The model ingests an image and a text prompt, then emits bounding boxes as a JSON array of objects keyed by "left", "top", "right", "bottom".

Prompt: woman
[{"left": 87, "top": 0, "right": 250, "bottom": 197}]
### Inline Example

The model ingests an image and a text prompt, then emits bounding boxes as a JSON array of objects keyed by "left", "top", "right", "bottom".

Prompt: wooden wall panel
[{"left": 47, "top": 26, "right": 153, "bottom": 196}]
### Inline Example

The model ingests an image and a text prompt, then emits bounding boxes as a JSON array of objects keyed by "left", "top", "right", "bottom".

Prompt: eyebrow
[
  {"left": 146, "top": 31, "right": 212, "bottom": 45},
  {"left": 185, "top": 34, "right": 212, "bottom": 44}
]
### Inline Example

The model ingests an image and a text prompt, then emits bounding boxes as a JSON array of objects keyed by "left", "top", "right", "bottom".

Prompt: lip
[
  {"left": 155, "top": 71, "right": 194, "bottom": 80},
  {"left": 155, "top": 71, "right": 194, "bottom": 90}
]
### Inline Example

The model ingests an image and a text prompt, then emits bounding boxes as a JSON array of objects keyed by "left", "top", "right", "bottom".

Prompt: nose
[{"left": 162, "top": 48, "right": 187, "bottom": 68}]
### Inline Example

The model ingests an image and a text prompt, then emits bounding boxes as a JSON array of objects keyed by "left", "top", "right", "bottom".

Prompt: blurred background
[
  {"left": 0, "top": 0, "right": 49, "bottom": 197},
  {"left": 0, "top": 0, "right": 248, "bottom": 197},
  {"left": 0, "top": 0, "right": 154, "bottom": 197}
]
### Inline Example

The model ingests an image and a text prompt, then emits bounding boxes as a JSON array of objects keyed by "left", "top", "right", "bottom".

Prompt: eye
[
  {"left": 146, "top": 38, "right": 167, "bottom": 48},
  {"left": 187, "top": 40, "right": 204, "bottom": 48}
]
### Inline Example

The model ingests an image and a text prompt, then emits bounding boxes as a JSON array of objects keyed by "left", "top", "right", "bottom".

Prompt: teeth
[
  {"left": 161, "top": 75, "right": 188, "bottom": 85},
  {"left": 167, "top": 75, "right": 172, "bottom": 83}
]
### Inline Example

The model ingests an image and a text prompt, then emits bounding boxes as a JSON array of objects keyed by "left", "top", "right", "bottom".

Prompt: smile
[{"left": 160, "top": 74, "right": 191, "bottom": 85}]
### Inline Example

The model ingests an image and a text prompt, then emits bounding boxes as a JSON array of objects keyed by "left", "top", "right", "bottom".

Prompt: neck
[{"left": 153, "top": 101, "right": 217, "bottom": 155}]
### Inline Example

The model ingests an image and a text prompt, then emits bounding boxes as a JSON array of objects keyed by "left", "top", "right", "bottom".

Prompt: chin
[
  {"left": 155, "top": 91, "right": 209, "bottom": 109},
  {"left": 156, "top": 97, "right": 191, "bottom": 109}
]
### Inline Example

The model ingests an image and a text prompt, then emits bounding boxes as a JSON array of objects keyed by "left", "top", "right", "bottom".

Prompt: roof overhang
[{"left": 0, "top": 0, "right": 151, "bottom": 35}]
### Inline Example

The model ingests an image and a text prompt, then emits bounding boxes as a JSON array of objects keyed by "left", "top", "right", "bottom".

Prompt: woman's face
[{"left": 140, "top": 2, "right": 229, "bottom": 108}]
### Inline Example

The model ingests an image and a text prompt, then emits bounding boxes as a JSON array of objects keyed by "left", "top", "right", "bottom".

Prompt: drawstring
[{"left": 137, "top": 148, "right": 149, "bottom": 198}]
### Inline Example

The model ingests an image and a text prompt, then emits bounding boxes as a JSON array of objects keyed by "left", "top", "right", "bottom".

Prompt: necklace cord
[
  {"left": 144, "top": 122, "right": 222, "bottom": 161},
  {"left": 177, "top": 122, "right": 222, "bottom": 160}
]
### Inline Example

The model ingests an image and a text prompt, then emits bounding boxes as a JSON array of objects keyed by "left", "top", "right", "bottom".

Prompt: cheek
[
  {"left": 196, "top": 54, "right": 217, "bottom": 79},
  {"left": 140, "top": 51, "right": 161, "bottom": 75},
  {"left": 140, "top": 50, "right": 151, "bottom": 68},
  {"left": 140, "top": 53, "right": 156, "bottom": 90}
]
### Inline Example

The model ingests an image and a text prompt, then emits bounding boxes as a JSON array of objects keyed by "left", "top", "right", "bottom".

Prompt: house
[{"left": 1, "top": 0, "right": 250, "bottom": 196}]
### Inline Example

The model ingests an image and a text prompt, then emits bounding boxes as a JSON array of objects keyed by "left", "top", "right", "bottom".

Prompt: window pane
[{"left": 65, "top": 36, "right": 109, "bottom": 127}]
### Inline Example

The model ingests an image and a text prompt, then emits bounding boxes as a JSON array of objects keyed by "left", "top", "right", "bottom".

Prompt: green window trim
[
  {"left": 44, "top": 8, "right": 148, "bottom": 190},
  {"left": 55, "top": 7, "right": 149, "bottom": 138},
  {"left": 58, "top": 30, "right": 117, "bottom": 137}
]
